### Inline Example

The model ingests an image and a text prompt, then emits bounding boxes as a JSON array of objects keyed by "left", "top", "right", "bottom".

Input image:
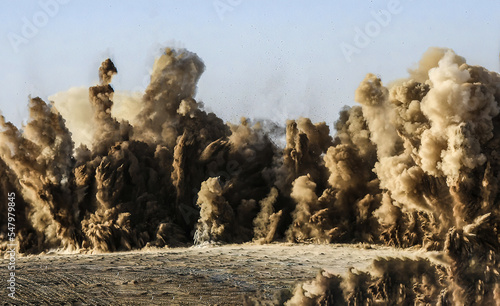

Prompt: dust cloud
[{"left": 1, "top": 47, "right": 499, "bottom": 304}]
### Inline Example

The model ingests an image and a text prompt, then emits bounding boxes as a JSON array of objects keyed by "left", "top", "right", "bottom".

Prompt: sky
[{"left": 1, "top": 0, "right": 499, "bottom": 128}]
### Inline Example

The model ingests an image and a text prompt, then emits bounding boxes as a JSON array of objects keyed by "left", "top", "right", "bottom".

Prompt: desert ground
[{"left": 1, "top": 243, "right": 428, "bottom": 305}]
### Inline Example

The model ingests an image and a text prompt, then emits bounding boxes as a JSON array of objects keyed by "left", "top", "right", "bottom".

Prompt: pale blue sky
[{"left": 1, "top": 0, "right": 499, "bottom": 127}]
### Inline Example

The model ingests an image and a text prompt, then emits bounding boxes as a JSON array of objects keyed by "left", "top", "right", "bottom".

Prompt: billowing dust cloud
[{"left": 1, "top": 47, "right": 499, "bottom": 304}]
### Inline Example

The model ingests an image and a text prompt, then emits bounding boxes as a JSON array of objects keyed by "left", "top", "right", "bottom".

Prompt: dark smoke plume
[{"left": 1, "top": 46, "right": 500, "bottom": 304}]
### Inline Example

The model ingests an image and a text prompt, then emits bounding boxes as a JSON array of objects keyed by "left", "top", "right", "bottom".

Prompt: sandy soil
[{"left": 1, "top": 243, "right": 427, "bottom": 305}]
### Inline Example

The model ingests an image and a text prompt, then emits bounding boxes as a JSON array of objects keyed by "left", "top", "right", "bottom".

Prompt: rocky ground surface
[{"left": 1, "top": 243, "right": 427, "bottom": 305}]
